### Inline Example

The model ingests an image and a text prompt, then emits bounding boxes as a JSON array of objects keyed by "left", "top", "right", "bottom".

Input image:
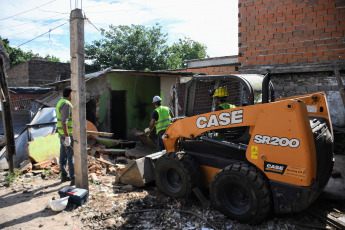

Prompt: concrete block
[
  {"left": 283, "top": 86, "right": 295, "bottom": 92},
  {"left": 306, "top": 85, "right": 319, "bottom": 92},
  {"left": 274, "top": 86, "right": 284, "bottom": 91},
  {"left": 318, "top": 85, "right": 333, "bottom": 91},
  {"left": 295, "top": 86, "right": 307, "bottom": 92}
]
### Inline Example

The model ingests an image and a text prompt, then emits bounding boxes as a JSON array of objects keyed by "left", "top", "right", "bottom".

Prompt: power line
[
  {"left": 16, "top": 21, "right": 68, "bottom": 48},
  {"left": 7, "top": 18, "right": 68, "bottom": 37},
  {"left": 0, "top": 0, "right": 57, "bottom": 22},
  {"left": 0, "top": 12, "right": 68, "bottom": 30}
]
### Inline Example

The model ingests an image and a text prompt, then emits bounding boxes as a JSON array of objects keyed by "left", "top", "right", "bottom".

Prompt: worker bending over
[
  {"left": 213, "top": 87, "right": 236, "bottom": 111},
  {"left": 145, "top": 96, "right": 174, "bottom": 151}
]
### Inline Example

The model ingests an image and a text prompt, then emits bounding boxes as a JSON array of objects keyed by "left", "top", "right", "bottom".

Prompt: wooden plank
[{"left": 86, "top": 131, "right": 113, "bottom": 137}]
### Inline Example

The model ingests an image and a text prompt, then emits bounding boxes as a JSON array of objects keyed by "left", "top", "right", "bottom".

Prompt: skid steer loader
[{"left": 117, "top": 73, "right": 334, "bottom": 224}]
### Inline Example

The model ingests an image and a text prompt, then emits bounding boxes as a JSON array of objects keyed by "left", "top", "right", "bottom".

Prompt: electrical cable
[
  {"left": 0, "top": 0, "right": 57, "bottom": 22},
  {"left": 0, "top": 13, "right": 67, "bottom": 30},
  {"left": 6, "top": 18, "right": 68, "bottom": 37},
  {"left": 16, "top": 21, "right": 68, "bottom": 48}
]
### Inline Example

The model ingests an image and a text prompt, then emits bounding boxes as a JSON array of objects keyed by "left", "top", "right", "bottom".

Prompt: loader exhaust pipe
[{"left": 262, "top": 72, "right": 270, "bottom": 104}]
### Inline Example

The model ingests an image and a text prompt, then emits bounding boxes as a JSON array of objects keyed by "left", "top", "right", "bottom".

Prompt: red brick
[
  {"left": 256, "top": 14, "right": 265, "bottom": 20},
  {"left": 317, "top": 45, "right": 328, "bottom": 50},
  {"left": 324, "top": 14, "right": 335, "bottom": 21},
  {"left": 293, "top": 53, "right": 303, "bottom": 59},
  {"left": 325, "top": 27, "right": 337, "bottom": 32},
  {"left": 256, "top": 4, "right": 264, "bottom": 10},
  {"left": 332, "top": 31, "right": 343, "bottom": 37},
  {"left": 277, "top": 6, "right": 287, "bottom": 11},
  {"left": 317, "top": 21, "right": 328, "bottom": 27},
  {"left": 268, "top": 28, "right": 277, "bottom": 33},
  {"left": 307, "top": 46, "right": 317, "bottom": 52},
  {"left": 294, "top": 42, "right": 304, "bottom": 47},
  {"left": 259, "top": 19, "right": 268, "bottom": 25},
  {"left": 306, "top": 12, "right": 317, "bottom": 18},
  {"left": 247, "top": 6, "right": 256, "bottom": 11},
  {"left": 328, "top": 20, "right": 340, "bottom": 26},
  {"left": 293, "top": 8, "right": 303, "bottom": 14},
  {"left": 286, "top": 26, "right": 296, "bottom": 31},
  {"left": 303, "top": 7, "right": 313, "bottom": 13},
  {"left": 318, "top": 56, "right": 329, "bottom": 61},
  {"left": 297, "top": 47, "right": 307, "bottom": 53},
  {"left": 256, "top": 34, "right": 265, "bottom": 40},
  {"left": 313, "top": 16, "right": 324, "bottom": 23},
  {"left": 273, "top": 1, "right": 283, "bottom": 7},
  {"left": 264, "top": 13, "right": 274, "bottom": 19},
  {"left": 308, "top": 57, "right": 318, "bottom": 62},
  {"left": 267, "top": 17, "right": 277, "bottom": 23},
  {"left": 313, "top": 5, "right": 324, "bottom": 11},
  {"left": 302, "top": 17, "right": 313, "bottom": 24},
  {"left": 305, "top": 23, "right": 317, "bottom": 29},
  {"left": 245, "top": 1, "right": 254, "bottom": 6},
  {"left": 335, "top": 50, "right": 345, "bottom": 55},
  {"left": 303, "top": 29, "right": 314, "bottom": 35},
  {"left": 303, "top": 52, "right": 313, "bottom": 58},
  {"left": 265, "top": 34, "right": 274, "bottom": 39},
  {"left": 296, "top": 13, "right": 306, "bottom": 20},
  {"left": 324, "top": 3, "right": 336, "bottom": 10},
  {"left": 318, "top": 0, "right": 330, "bottom": 4},
  {"left": 317, "top": 10, "right": 329, "bottom": 17},
  {"left": 286, "top": 4, "right": 297, "bottom": 10},
  {"left": 297, "top": 2, "right": 307, "bottom": 8}
]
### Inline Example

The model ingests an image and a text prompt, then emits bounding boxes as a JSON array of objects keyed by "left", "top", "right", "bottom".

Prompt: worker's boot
[
  {"left": 61, "top": 176, "right": 71, "bottom": 183},
  {"left": 70, "top": 180, "right": 75, "bottom": 186}
]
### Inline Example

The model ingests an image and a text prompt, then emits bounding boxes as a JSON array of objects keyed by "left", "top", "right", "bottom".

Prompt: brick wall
[
  {"left": 178, "top": 66, "right": 239, "bottom": 75},
  {"left": 7, "top": 59, "right": 71, "bottom": 87},
  {"left": 7, "top": 62, "right": 29, "bottom": 87},
  {"left": 238, "top": 0, "right": 345, "bottom": 68}
]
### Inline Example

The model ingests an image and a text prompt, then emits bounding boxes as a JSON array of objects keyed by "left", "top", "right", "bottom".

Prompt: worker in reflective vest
[
  {"left": 56, "top": 86, "right": 75, "bottom": 186},
  {"left": 213, "top": 87, "right": 236, "bottom": 111},
  {"left": 145, "top": 96, "right": 174, "bottom": 151}
]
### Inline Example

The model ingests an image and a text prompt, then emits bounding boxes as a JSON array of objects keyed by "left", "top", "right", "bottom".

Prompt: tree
[
  {"left": 167, "top": 37, "right": 208, "bottom": 69},
  {"left": 0, "top": 37, "right": 61, "bottom": 67},
  {"left": 85, "top": 24, "right": 208, "bottom": 72},
  {"left": 86, "top": 24, "right": 169, "bottom": 71}
]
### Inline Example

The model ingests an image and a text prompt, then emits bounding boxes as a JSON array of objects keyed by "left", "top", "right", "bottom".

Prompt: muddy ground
[{"left": 1, "top": 171, "right": 345, "bottom": 230}]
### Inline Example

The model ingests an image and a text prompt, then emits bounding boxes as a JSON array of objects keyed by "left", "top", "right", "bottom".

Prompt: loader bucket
[{"left": 115, "top": 151, "right": 165, "bottom": 187}]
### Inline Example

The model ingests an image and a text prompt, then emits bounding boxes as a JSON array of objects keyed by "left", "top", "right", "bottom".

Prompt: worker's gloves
[
  {"left": 144, "top": 128, "right": 151, "bottom": 134},
  {"left": 64, "top": 136, "right": 71, "bottom": 146}
]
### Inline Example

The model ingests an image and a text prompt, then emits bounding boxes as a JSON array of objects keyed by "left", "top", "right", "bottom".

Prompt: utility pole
[
  {"left": 0, "top": 42, "right": 16, "bottom": 173},
  {"left": 70, "top": 9, "right": 88, "bottom": 189}
]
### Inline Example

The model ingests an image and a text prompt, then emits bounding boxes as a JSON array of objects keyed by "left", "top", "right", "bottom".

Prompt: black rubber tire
[
  {"left": 155, "top": 151, "right": 200, "bottom": 198},
  {"left": 210, "top": 162, "right": 271, "bottom": 225}
]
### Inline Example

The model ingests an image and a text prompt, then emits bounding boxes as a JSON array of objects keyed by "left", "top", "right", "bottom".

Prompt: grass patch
[{"left": 5, "top": 168, "right": 21, "bottom": 185}]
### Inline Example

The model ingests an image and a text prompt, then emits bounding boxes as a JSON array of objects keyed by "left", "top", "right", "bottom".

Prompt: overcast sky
[{"left": 0, "top": 0, "right": 238, "bottom": 62}]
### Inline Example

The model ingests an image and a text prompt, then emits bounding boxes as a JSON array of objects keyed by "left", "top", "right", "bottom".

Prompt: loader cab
[
  {"left": 180, "top": 73, "right": 274, "bottom": 117},
  {"left": 178, "top": 73, "right": 275, "bottom": 159}
]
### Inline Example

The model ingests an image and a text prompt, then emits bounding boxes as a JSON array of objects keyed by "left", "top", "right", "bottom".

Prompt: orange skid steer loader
[{"left": 117, "top": 73, "right": 334, "bottom": 224}]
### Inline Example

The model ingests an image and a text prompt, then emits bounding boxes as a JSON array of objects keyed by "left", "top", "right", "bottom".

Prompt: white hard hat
[
  {"left": 152, "top": 96, "right": 162, "bottom": 103},
  {"left": 50, "top": 196, "right": 69, "bottom": 211}
]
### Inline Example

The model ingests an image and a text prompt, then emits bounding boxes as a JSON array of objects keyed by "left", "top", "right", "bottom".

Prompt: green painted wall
[
  {"left": 106, "top": 73, "right": 160, "bottom": 137},
  {"left": 28, "top": 133, "right": 60, "bottom": 162}
]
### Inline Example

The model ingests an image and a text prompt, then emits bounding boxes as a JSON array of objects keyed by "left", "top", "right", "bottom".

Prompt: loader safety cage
[{"left": 179, "top": 74, "right": 275, "bottom": 117}]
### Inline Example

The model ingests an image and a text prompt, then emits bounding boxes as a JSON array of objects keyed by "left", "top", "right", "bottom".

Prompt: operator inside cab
[{"left": 213, "top": 87, "right": 236, "bottom": 111}]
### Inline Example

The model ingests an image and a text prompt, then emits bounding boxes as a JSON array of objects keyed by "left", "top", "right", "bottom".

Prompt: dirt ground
[{"left": 1, "top": 170, "right": 345, "bottom": 230}]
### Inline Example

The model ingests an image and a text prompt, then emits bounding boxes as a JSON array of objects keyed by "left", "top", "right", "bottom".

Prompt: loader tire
[
  {"left": 210, "top": 162, "right": 271, "bottom": 225},
  {"left": 155, "top": 151, "right": 200, "bottom": 198}
]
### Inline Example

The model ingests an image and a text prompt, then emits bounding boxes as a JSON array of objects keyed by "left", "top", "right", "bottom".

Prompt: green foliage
[
  {"left": 5, "top": 168, "right": 21, "bottom": 185},
  {"left": 43, "top": 169, "right": 52, "bottom": 176},
  {"left": 85, "top": 24, "right": 208, "bottom": 72},
  {"left": 0, "top": 37, "right": 61, "bottom": 67},
  {"left": 168, "top": 37, "right": 208, "bottom": 69}
]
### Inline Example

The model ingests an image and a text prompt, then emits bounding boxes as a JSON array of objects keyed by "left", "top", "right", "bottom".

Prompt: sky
[{"left": 0, "top": 0, "right": 238, "bottom": 63}]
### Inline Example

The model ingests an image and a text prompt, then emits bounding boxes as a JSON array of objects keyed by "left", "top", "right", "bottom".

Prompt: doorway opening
[{"left": 111, "top": 90, "right": 127, "bottom": 139}]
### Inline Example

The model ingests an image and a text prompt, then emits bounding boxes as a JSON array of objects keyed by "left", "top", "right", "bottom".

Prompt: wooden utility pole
[
  {"left": 0, "top": 43, "right": 16, "bottom": 173},
  {"left": 70, "top": 9, "right": 88, "bottom": 189}
]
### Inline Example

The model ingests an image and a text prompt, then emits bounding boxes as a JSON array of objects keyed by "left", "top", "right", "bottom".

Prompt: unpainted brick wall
[
  {"left": 7, "top": 60, "right": 71, "bottom": 87},
  {"left": 238, "top": 0, "right": 345, "bottom": 66},
  {"left": 7, "top": 62, "right": 29, "bottom": 87},
  {"left": 172, "top": 66, "right": 239, "bottom": 75},
  {"left": 272, "top": 71, "right": 345, "bottom": 126}
]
